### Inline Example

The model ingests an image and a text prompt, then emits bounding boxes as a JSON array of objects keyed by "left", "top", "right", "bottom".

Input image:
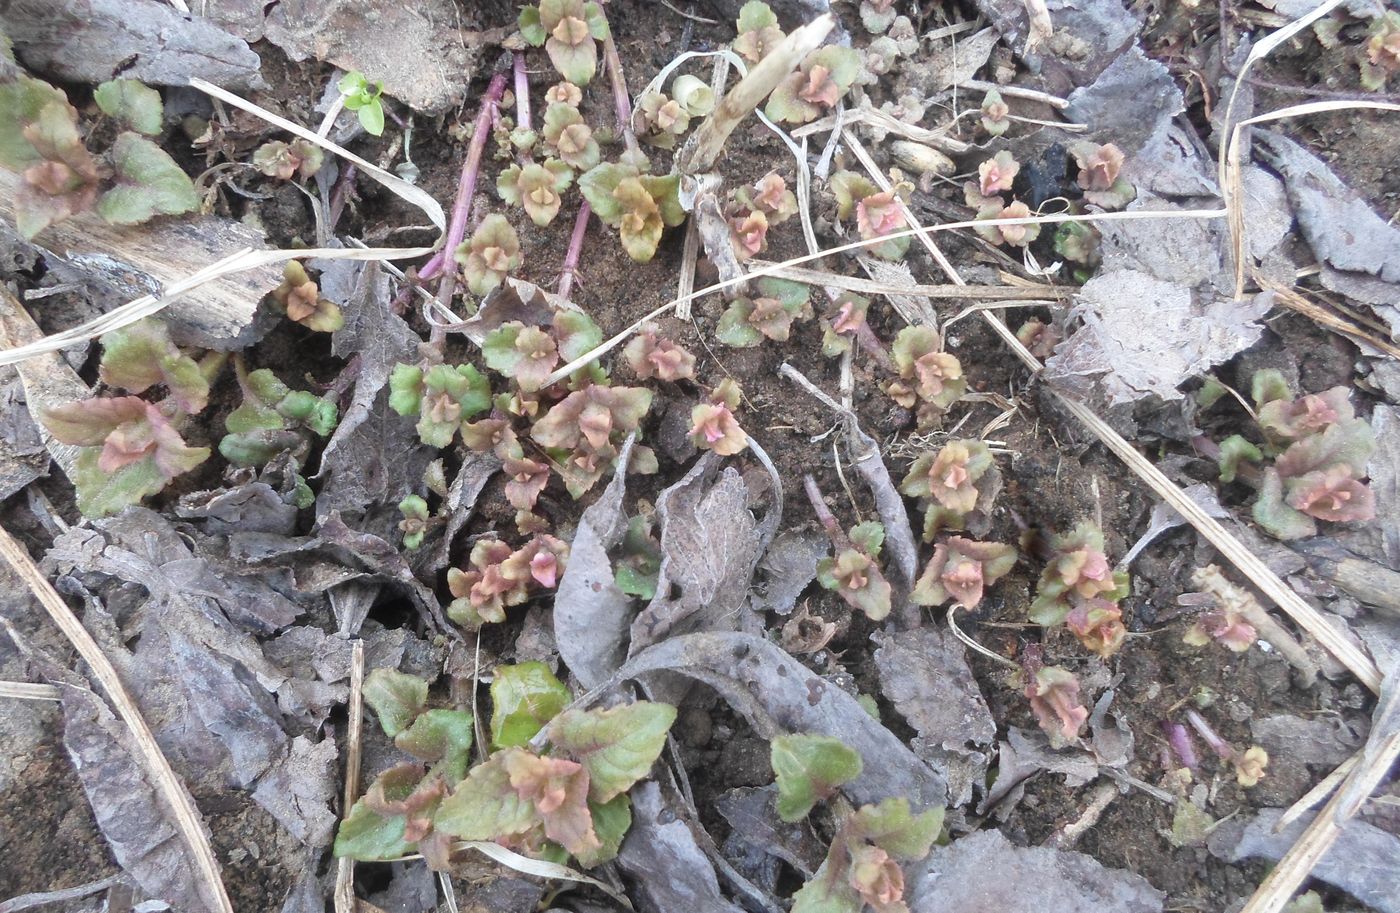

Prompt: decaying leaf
[
  {"left": 618, "top": 781, "right": 747, "bottom": 913},
  {"left": 1043, "top": 270, "right": 1271, "bottom": 407},
  {"left": 907, "top": 829, "right": 1164, "bottom": 913},
  {"left": 251, "top": 735, "right": 339, "bottom": 847},
  {"left": 614, "top": 631, "right": 948, "bottom": 811}
]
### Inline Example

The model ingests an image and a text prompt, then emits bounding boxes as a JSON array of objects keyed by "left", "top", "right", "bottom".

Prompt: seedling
[
  {"left": 519, "top": 0, "right": 611, "bottom": 86},
  {"left": 578, "top": 161, "right": 685, "bottom": 262},
  {"left": 717, "top": 277, "right": 812, "bottom": 347},
  {"left": 252, "top": 139, "right": 324, "bottom": 181},
  {"left": 980, "top": 88, "right": 1010, "bottom": 137},
  {"left": 806, "top": 475, "right": 893, "bottom": 622},
  {"left": 545, "top": 81, "right": 583, "bottom": 106},
  {"left": 446, "top": 533, "right": 569, "bottom": 628},
  {"left": 830, "top": 170, "right": 910, "bottom": 260},
  {"left": 1069, "top": 141, "right": 1135, "bottom": 211},
  {"left": 221, "top": 358, "right": 338, "bottom": 466},
  {"left": 771, "top": 734, "right": 863, "bottom": 822},
  {"left": 689, "top": 378, "right": 748, "bottom": 455},
  {"left": 338, "top": 71, "right": 386, "bottom": 136},
  {"left": 977, "top": 151, "right": 1019, "bottom": 196},
  {"left": 541, "top": 101, "right": 601, "bottom": 170},
  {"left": 270, "top": 262, "right": 345, "bottom": 332},
  {"left": 1028, "top": 665, "right": 1089, "bottom": 748},
  {"left": 622, "top": 323, "right": 697, "bottom": 381},
  {"left": 1184, "top": 709, "right": 1269, "bottom": 788},
  {"left": 911, "top": 537, "right": 1016, "bottom": 609},
  {"left": 499, "top": 159, "right": 575, "bottom": 226},
  {"left": 613, "top": 514, "right": 662, "bottom": 598},
  {"left": 1359, "top": 12, "right": 1400, "bottom": 91},
  {"left": 489, "top": 662, "right": 572, "bottom": 749},
  {"left": 885, "top": 326, "right": 968, "bottom": 424},
  {"left": 482, "top": 309, "right": 603, "bottom": 393},
  {"left": 859, "top": 0, "right": 898, "bottom": 34},
  {"left": 733, "top": 1, "right": 785, "bottom": 63},
  {"left": 0, "top": 70, "right": 197, "bottom": 238},
  {"left": 389, "top": 361, "right": 492, "bottom": 447},
  {"left": 397, "top": 495, "right": 432, "bottom": 549},
  {"left": 764, "top": 45, "right": 860, "bottom": 124},
  {"left": 726, "top": 172, "right": 798, "bottom": 261},
  {"left": 532, "top": 382, "right": 654, "bottom": 496},
  {"left": 456, "top": 214, "right": 523, "bottom": 295},
  {"left": 791, "top": 797, "right": 942, "bottom": 913},
  {"left": 1029, "top": 520, "right": 1130, "bottom": 658},
  {"left": 1182, "top": 597, "right": 1256, "bottom": 652},
  {"left": 1015, "top": 318, "right": 1060, "bottom": 359},
  {"left": 900, "top": 439, "right": 992, "bottom": 539},
  {"left": 633, "top": 90, "right": 691, "bottom": 149}
]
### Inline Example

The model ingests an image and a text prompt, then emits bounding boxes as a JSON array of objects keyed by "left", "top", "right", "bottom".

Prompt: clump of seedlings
[
  {"left": 690, "top": 378, "right": 748, "bottom": 455},
  {"left": 579, "top": 160, "right": 685, "bottom": 262},
  {"left": 726, "top": 172, "right": 799, "bottom": 262},
  {"left": 716, "top": 277, "right": 812, "bottom": 347},
  {"left": 532, "top": 380, "right": 655, "bottom": 496},
  {"left": 1202, "top": 370, "right": 1376, "bottom": 540},
  {"left": 0, "top": 69, "right": 197, "bottom": 238},
  {"left": 336, "top": 663, "right": 677, "bottom": 870},
  {"left": 830, "top": 170, "right": 910, "bottom": 260},
  {"left": 885, "top": 326, "right": 968, "bottom": 426},
  {"left": 220, "top": 357, "right": 339, "bottom": 467},
  {"left": 39, "top": 318, "right": 218, "bottom": 517},
  {"left": 389, "top": 361, "right": 492, "bottom": 448},
  {"left": 1069, "top": 141, "right": 1135, "bottom": 211},
  {"left": 805, "top": 475, "right": 893, "bottom": 621},
  {"left": 623, "top": 322, "right": 697, "bottom": 380},
  {"left": 1028, "top": 520, "right": 1130, "bottom": 658},
  {"left": 518, "top": 0, "right": 611, "bottom": 85},
  {"left": 270, "top": 261, "right": 345, "bottom": 332},
  {"left": 633, "top": 89, "right": 691, "bottom": 149},
  {"left": 446, "top": 533, "right": 569, "bottom": 628},
  {"left": 964, "top": 152, "right": 1039, "bottom": 249},
  {"left": 900, "top": 439, "right": 993, "bottom": 539}
]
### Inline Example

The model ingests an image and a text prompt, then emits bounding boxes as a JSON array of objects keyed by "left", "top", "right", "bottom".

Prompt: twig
[
  {"left": 513, "top": 51, "right": 531, "bottom": 133},
  {"left": 749, "top": 262, "right": 1072, "bottom": 301},
  {"left": 431, "top": 69, "right": 510, "bottom": 348},
  {"left": 802, "top": 474, "right": 844, "bottom": 542},
  {"left": 0, "top": 680, "right": 61, "bottom": 700},
  {"left": 558, "top": 203, "right": 592, "bottom": 300},
  {"left": 0, "top": 525, "right": 235, "bottom": 913},
  {"left": 600, "top": 10, "right": 642, "bottom": 158},
  {"left": 1192, "top": 565, "right": 1320, "bottom": 686},
  {"left": 1043, "top": 780, "right": 1119, "bottom": 849},
  {"left": 947, "top": 605, "right": 1020, "bottom": 671},
  {"left": 334, "top": 639, "right": 366, "bottom": 913},
  {"left": 961, "top": 78, "right": 1070, "bottom": 110},
  {"left": 0, "top": 875, "right": 124, "bottom": 913}
]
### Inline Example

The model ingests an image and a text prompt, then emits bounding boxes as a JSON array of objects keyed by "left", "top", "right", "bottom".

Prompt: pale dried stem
[
  {"left": 675, "top": 216, "right": 701, "bottom": 320},
  {"left": 750, "top": 261, "right": 1071, "bottom": 301},
  {"left": 0, "top": 524, "right": 235, "bottom": 913},
  {"left": 0, "top": 680, "right": 61, "bottom": 700},
  {"left": 1043, "top": 780, "right": 1119, "bottom": 849},
  {"left": 961, "top": 78, "right": 1070, "bottom": 109},
  {"left": 601, "top": 21, "right": 641, "bottom": 158},
  {"left": 513, "top": 51, "right": 531, "bottom": 133},
  {"left": 334, "top": 639, "right": 366, "bottom": 913}
]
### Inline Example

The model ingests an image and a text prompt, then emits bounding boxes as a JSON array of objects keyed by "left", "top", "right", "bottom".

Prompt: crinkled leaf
[
  {"left": 554, "top": 309, "right": 604, "bottom": 361},
  {"left": 490, "top": 661, "right": 572, "bottom": 749},
  {"left": 396, "top": 709, "right": 474, "bottom": 782},
  {"left": 0, "top": 76, "right": 72, "bottom": 169},
  {"left": 502, "top": 749, "right": 599, "bottom": 855},
  {"left": 93, "top": 79, "right": 163, "bottom": 135},
  {"left": 96, "top": 132, "right": 198, "bottom": 225},
  {"left": 717, "top": 300, "right": 764, "bottom": 347},
  {"left": 71, "top": 446, "right": 181, "bottom": 518},
  {"left": 333, "top": 793, "right": 413, "bottom": 861},
  {"left": 771, "top": 734, "right": 864, "bottom": 822},
  {"left": 433, "top": 751, "right": 539, "bottom": 840},
  {"left": 519, "top": 5, "right": 547, "bottom": 45},
  {"left": 849, "top": 521, "right": 885, "bottom": 557},
  {"left": 98, "top": 318, "right": 208, "bottom": 412},
  {"left": 1218, "top": 434, "right": 1262, "bottom": 484},
  {"left": 363, "top": 669, "right": 428, "bottom": 738},
  {"left": 578, "top": 162, "right": 637, "bottom": 224},
  {"left": 388, "top": 363, "right": 424, "bottom": 416},
  {"left": 851, "top": 797, "right": 942, "bottom": 860},
  {"left": 546, "top": 701, "right": 677, "bottom": 802},
  {"left": 576, "top": 793, "right": 630, "bottom": 867}
]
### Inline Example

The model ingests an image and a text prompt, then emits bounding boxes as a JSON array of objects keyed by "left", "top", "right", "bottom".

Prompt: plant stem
[
  {"left": 600, "top": 10, "right": 642, "bottom": 159},
  {"left": 557, "top": 203, "right": 592, "bottom": 299},
  {"left": 1184, "top": 708, "right": 1236, "bottom": 762},
  {"left": 1160, "top": 720, "right": 1199, "bottom": 771},
  {"left": 513, "top": 51, "right": 531, "bottom": 133},
  {"left": 431, "top": 68, "right": 510, "bottom": 348},
  {"left": 802, "top": 474, "right": 844, "bottom": 543}
]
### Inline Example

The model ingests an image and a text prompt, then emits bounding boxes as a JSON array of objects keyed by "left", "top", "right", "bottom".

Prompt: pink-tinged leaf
[
  {"left": 433, "top": 751, "right": 540, "bottom": 842},
  {"left": 978, "top": 150, "right": 1019, "bottom": 196},
  {"left": 1027, "top": 666, "right": 1088, "bottom": 747},
  {"left": 1253, "top": 467, "right": 1317, "bottom": 540},
  {"left": 911, "top": 537, "right": 1016, "bottom": 608},
  {"left": 1064, "top": 597, "right": 1127, "bottom": 658},
  {"left": 1274, "top": 418, "right": 1375, "bottom": 480},
  {"left": 623, "top": 324, "right": 696, "bottom": 381},
  {"left": 502, "top": 749, "right": 600, "bottom": 855},
  {"left": 41, "top": 396, "right": 148, "bottom": 446},
  {"left": 1285, "top": 465, "right": 1376, "bottom": 523},
  {"left": 546, "top": 701, "right": 677, "bottom": 802},
  {"left": 98, "top": 318, "right": 209, "bottom": 412}
]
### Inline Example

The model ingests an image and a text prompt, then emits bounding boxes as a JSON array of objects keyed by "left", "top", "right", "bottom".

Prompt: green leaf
[
  {"left": 0, "top": 76, "right": 71, "bottom": 170},
  {"left": 637, "top": 174, "right": 685, "bottom": 226},
  {"left": 737, "top": 0, "right": 778, "bottom": 32},
  {"left": 357, "top": 101, "right": 385, "bottom": 137},
  {"left": 1250, "top": 369, "right": 1291, "bottom": 409},
  {"left": 363, "top": 669, "right": 428, "bottom": 738},
  {"left": 519, "top": 5, "right": 547, "bottom": 44},
  {"left": 791, "top": 861, "right": 862, "bottom": 913},
  {"left": 851, "top": 797, "right": 942, "bottom": 860},
  {"left": 93, "top": 80, "right": 163, "bottom": 135},
  {"left": 578, "top": 162, "right": 636, "bottom": 224},
  {"left": 490, "top": 662, "right": 572, "bottom": 749},
  {"left": 546, "top": 34, "right": 598, "bottom": 86},
  {"left": 334, "top": 795, "right": 413, "bottom": 861},
  {"left": 227, "top": 368, "right": 290, "bottom": 434},
  {"left": 98, "top": 318, "right": 208, "bottom": 412},
  {"left": 546, "top": 702, "right": 677, "bottom": 802},
  {"left": 433, "top": 751, "right": 540, "bottom": 841},
  {"left": 1253, "top": 467, "right": 1316, "bottom": 540},
  {"left": 72, "top": 446, "right": 182, "bottom": 518},
  {"left": 396, "top": 709, "right": 475, "bottom": 782},
  {"left": 96, "top": 133, "right": 199, "bottom": 225},
  {"left": 848, "top": 521, "right": 885, "bottom": 558},
  {"left": 575, "top": 793, "right": 630, "bottom": 867},
  {"left": 716, "top": 300, "right": 763, "bottom": 347},
  {"left": 583, "top": 2, "right": 610, "bottom": 39},
  {"left": 771, "top": 734, "right": 863, "bottom": 822},
  {"left": 388, "top": 363, "right": 424, "bottom": 416},
  {"left": 1218, "top": 434, "right": 1262, "bottom": 484}
]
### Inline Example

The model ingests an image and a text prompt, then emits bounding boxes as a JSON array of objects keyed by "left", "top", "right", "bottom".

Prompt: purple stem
[
  {"left": 328, "top": 162, "right": 357, "bottom": 231},
  {"left": 1184, "top": 709, "right": 1236, "bottom": 762},
  {"left": 802, "top": 474, "right": 845, "bottom": 544},
  {"left": 514, "top": 51, "right": 532, "bottom": 133},
  {"left": 431, "top": 69, "right": 510, "bottom": 346},
  {"left": 600, "top": 11, "right": 641, "bottom": 158},
  {"left": 1160, "top": 720, "right": 1199, "bottom": 771},
  {"left": 558, "top": 203, "right": 592, "bottom": 299}
]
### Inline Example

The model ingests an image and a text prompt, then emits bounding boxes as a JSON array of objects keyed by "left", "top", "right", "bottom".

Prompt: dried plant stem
[
  {"left": 961, "top": 78, "right": 1070, "bottom": 110},
  {"left": 558, "top": 202, "right": 592, "bottom": 300},
  {"left": 0, "top": 680, "right": 61, "bottom": 700},
  {"left": 0, "top": 524, "right": 235, "bottom": 913},
  {"left": 802, "top": 474, "right": 844, "bottom": 543},
  {"left": 334, "top": 639, "right": 366, "bottom": 913},
  {"left": 675, "top": 214, "right": 701, "bottom": 320},
  {"left": 750, "top": 262, "right": 1072, "bottom": 301},
  {"left": 513, "top": 51, "right": 531, "bottom": 133},
  {"left": 432, "top": 70, "right": 510, "bottom": 346},
  {"left": 1044, "top": 780, "right": 1119, "bottom": 849},
  {"left": 0, "top": 875, "right": 124, "bottom": 913},
  {"left": 600, "top": 16, "right": 642, "bottom": 158}
]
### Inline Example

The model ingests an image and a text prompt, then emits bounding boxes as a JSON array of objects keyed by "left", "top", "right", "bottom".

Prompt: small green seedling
[
  {"left": 338, "top": 71, "right": 386, "bottom": 136},
  {"left": 519, "top": 0, "right": 611, "bottom": 86}
]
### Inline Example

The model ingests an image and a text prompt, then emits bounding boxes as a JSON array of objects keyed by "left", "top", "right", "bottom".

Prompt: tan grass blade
[
  {"left": 0, "top": 680, "right": 61, "bottom": 700},
  {"left": 0, "top": 524, "right": 235, "bottom": 913},
  {"left": 334, "top": 639, "right": 366, "bottom": 913}
]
